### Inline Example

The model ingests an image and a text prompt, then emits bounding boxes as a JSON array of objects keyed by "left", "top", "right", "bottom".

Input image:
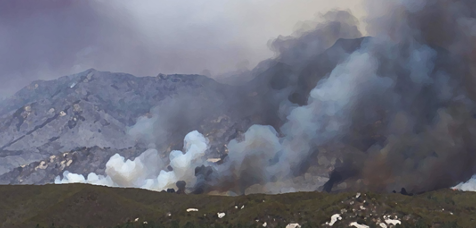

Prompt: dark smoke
[{"left": 56, "top": 0, "right": 476, "bottom": 195}]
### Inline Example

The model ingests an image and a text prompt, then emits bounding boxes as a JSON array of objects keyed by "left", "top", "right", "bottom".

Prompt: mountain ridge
[{"left": 0, "top": 68, "right": 250, "bottom": 179}]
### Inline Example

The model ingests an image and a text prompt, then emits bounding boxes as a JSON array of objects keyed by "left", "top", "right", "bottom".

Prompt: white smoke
[
  {"left": 55, "top": 131, "right": 209, "bottom": 191},
  {"left": 276, "top": 47, "right": 392, "bottom": 169},
  {"left": 454, "top": 176, "right": 476, "bottom": 191}
]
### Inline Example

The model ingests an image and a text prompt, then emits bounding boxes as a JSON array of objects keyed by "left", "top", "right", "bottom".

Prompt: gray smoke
[
  {"left": 56, "top": 0, "right": 476, "bottom": 194},
  {"left": 192, "top": 0, "right": 476, "bottom": 194}
]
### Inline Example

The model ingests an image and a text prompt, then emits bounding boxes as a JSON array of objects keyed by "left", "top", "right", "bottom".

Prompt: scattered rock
[
  {"left": 383, "top": 215, "right": 401, "bottom": 226},
  {"left": 186, "top": 208, "right": 199, "bottom": 212},
  {"left": 217, "top": 212, "right": 226, "bottom": 219},
  {"left": 325, "top": 214, "right": 342, "bottom": 226},
  {"left": 285, "top": 223, "right": 301, "bottom": 228},
  {"left": 349, "top": 222, "right": 369, "bottom": 228}
]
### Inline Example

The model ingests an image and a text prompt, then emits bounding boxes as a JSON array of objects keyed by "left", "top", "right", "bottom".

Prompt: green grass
[{"left": 0, "top": 184, "right": 475, "bottom": 228}]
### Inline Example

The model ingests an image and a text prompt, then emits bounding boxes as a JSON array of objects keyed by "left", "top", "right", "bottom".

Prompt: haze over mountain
[{"left": 0, "top": 0, "right": 365, "bottom": 96}]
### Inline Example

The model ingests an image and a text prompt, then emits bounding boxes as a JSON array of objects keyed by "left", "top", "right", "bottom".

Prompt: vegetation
[{"left": 0, "top": 184, "right": 474, "bottom": 228}]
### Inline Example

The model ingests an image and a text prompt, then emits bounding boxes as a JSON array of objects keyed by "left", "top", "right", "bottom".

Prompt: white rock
[
  {"left": 285, "top": 223, "right": 301, "bottom": 228},
  {"left": 326, "top": 214, "right": 342, "bottom": 226},
  {"left": 187, "top": 208, "right": 199, "bottom": 212},
  {"left": 217, "top": 212, "right": 226, "bottom": 218},
  {"left": 356, "top": 193, "right": 361, "bottom": 198},
  {"left": 379, "top": 223, "right": 387, "bottom": 228},
  {"left": 385, "top": 219, "right": 401, "bottom": 226},
  {"left": 134, "top": 218, "right": 139, "bottom": 222},
  {"left": 360, "top": 205, "right": 366, "bottom": 210},
  {"left": 235, "top": 206, "right": 238, "bottom": 209},
  {"left": 35, "top": 161, "right": 48, "bottom": 171},
  {"left": 349, "top": 222, "right": 369, "bottom": 228},
  {"left": 262, "top": 222, "right": 267, "bottom": 227},
  {"left": 143, "top": 221, "right": 148, "bottom": 225},
  {"left": 241, "top": 205, "right": 245, "bottom": 209}
]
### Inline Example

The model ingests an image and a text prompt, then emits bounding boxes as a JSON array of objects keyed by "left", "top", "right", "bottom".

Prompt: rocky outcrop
[
  {"left": 0, "top": 146, "right": 145, "bottom": 185},
  {"left": 0, "top": 69, "right": 253, "bottom": 180}
]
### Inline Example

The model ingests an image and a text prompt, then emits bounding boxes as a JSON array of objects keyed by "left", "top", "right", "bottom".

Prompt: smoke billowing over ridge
[{"left": 56, "top": 0, "right": 476, "bottom": 194}]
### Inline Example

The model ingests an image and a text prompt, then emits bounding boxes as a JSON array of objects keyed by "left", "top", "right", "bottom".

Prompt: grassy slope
[{"left": 0, "top": 184, "right": 475, "bottom": 228}]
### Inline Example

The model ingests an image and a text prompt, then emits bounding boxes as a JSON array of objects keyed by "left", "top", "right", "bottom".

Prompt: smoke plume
[
  {"left": 56, "top": 131, "right": 209, "bottom": 191},
  {"left": 56, "top": 0, "right": 476, "bottom": 194}
]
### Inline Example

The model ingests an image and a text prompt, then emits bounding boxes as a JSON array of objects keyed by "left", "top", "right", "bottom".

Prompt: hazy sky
[{"left": 0, "top": 0, "right": 365, "bottom": 96}]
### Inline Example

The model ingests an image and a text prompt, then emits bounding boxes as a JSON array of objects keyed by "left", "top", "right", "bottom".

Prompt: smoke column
[{"left": 56, "top": 0, "right": 476, "bottom": 194}]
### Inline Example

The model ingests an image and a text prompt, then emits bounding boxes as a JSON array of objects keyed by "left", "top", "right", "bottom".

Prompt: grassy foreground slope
[{"left": 0, "top": 184, "right": 475, "bottom": 228}]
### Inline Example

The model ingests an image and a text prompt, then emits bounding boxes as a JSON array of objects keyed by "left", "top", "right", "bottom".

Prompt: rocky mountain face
[{"left": 0, "top": 69, "right": 258, "bottom": 183}]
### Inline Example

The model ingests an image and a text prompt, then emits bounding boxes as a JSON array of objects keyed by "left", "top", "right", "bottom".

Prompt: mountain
[{"left": 0, "top": 69, "right": 257, "bottom": 182}]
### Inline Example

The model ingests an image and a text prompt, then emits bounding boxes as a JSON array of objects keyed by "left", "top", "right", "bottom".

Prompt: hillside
[
  {"left": 0, "top": 69, "right": 258, "bottom": 182},
  {"left": 0, "top": 183, "right": 475, "bottom": 228}
]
